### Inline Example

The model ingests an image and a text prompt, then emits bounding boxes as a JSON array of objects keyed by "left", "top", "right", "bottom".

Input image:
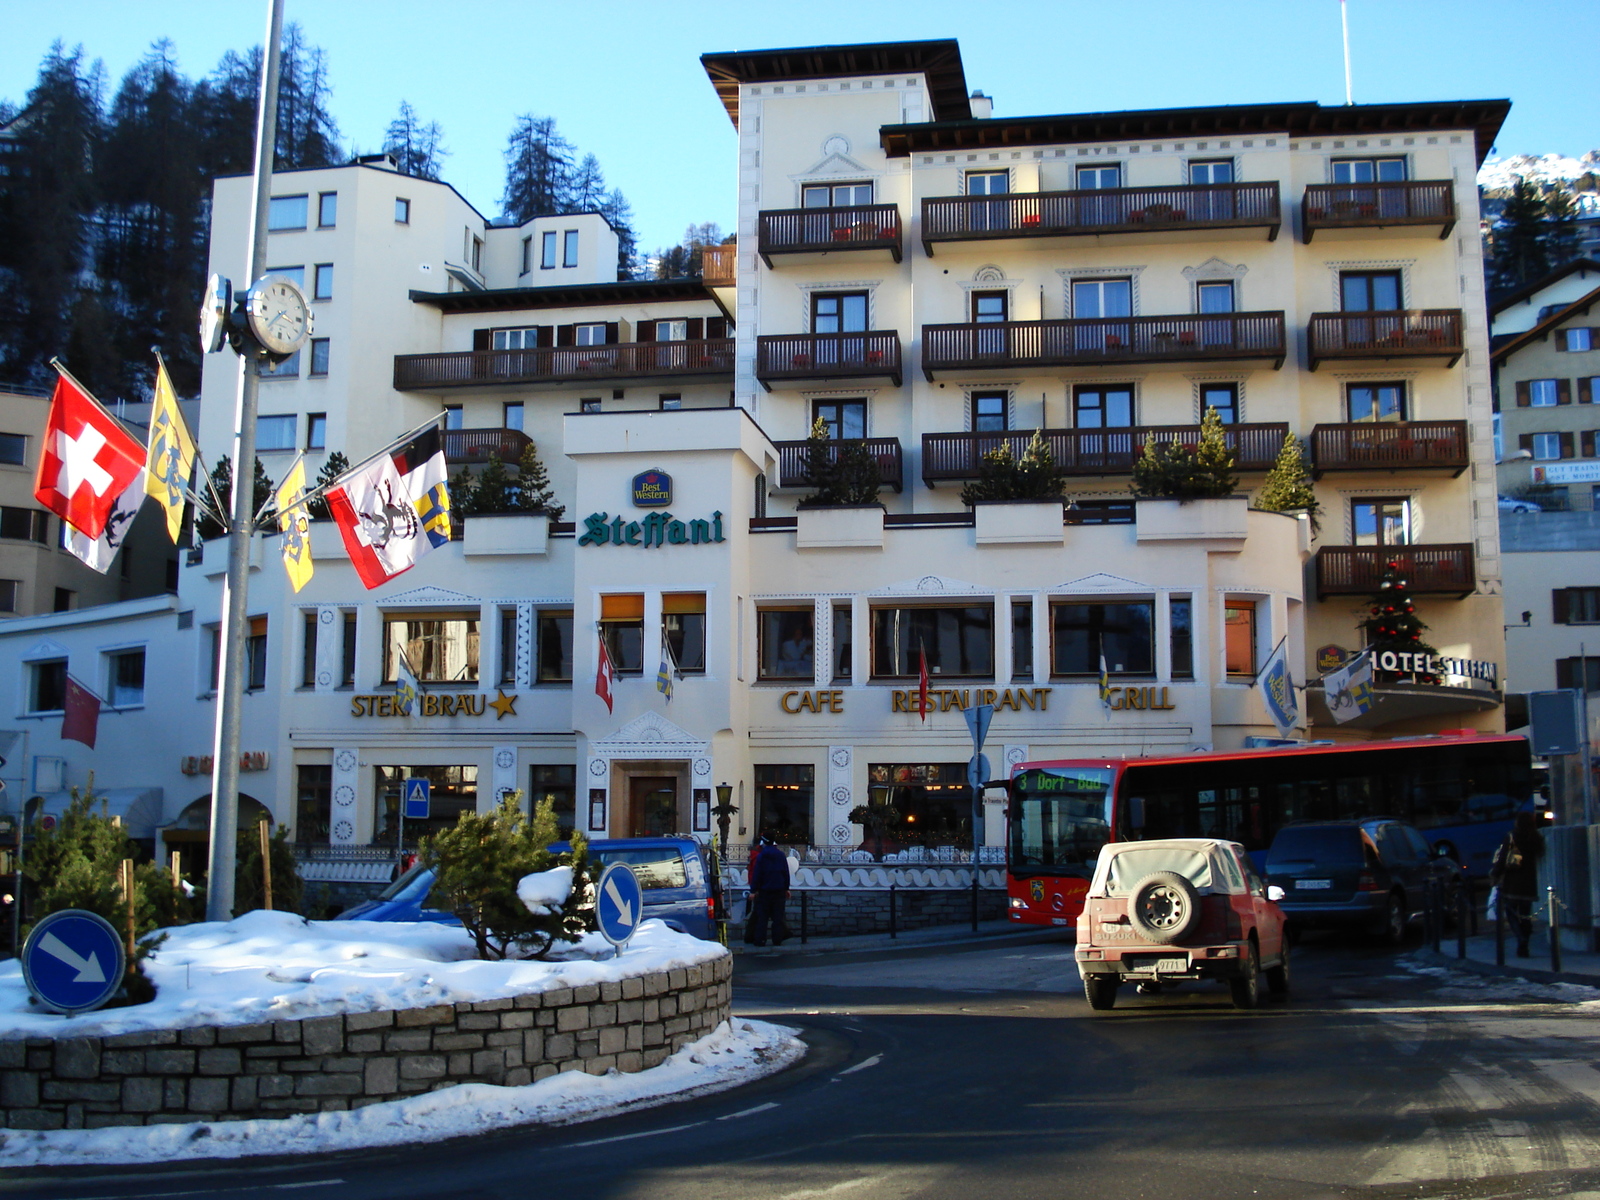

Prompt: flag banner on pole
[
  {"left": 656, "top": 636, "right": 677, "bottom": 704},
  {"left": 275, "top": 459, "right": 314, "bottom": 593},
  {"left": 394, "top": 652, "right": 421, "bottom": 718},
  {"left": 63, "top": 479, "right": 143, "bottom": 574},
  {"left": 1256, "top": 637, "right": 1299, "bottom": 738},
  {"left": 326, "top": 427, "right": 452, "bottom": 589},
  {"left": 145, "top": 358, "right": 197, "bottom": 543},
  {"left": 62, "top": 675, "right": 101, "bottom": 749},
  {"left": 35, "top": 370, "right": 146, "bottom": 539},
  {"left": 917, "top": 645, "right": 930, "bottom": 722},
  {"left": 1323, "top": 650, "right": 1375, "bottom": 724},
  {"left": 596, "top": 632, "right": 617, "bottom": 713}
]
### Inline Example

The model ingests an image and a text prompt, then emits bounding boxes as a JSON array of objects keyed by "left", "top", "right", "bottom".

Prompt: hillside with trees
[{"left": 1479, "top": 151, "right": 1598, "bottom": 294}]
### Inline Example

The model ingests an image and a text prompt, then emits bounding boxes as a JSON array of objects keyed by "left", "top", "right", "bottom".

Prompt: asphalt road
[{"left": 7, "top": 933, "right": 1600, "bottom": 1200}]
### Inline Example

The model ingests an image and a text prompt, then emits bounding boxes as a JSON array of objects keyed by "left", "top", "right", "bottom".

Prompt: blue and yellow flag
[
  {"left": 1256, "top": 637, "right": 1299, "bottom": 738},
  {"left": 144, "top": 358, "right": 197, "bottom": 542},
  {"left": 275, "top": 459, "right": 314, "bottom": 593}
]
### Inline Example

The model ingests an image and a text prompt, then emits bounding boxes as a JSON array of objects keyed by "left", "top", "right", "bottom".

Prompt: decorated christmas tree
[{"left": 1360, "top": 559, "right": 1438, "bottom": 683}]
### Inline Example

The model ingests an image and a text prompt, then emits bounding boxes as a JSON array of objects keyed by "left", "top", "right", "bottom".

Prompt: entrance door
[{"left": 629, "top": 776, "right": 679, "bottom": 837}]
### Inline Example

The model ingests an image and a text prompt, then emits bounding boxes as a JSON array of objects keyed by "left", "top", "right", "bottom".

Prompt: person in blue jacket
[{"left": 747, "top": 836, "right": 791, "bottom": 947}]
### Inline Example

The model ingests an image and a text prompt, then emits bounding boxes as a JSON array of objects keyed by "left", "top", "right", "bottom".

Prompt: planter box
[
  {"left": 1135, "top": 496, "right": 1248, "bottom": 547},
  {"left": 463, "top": 512, "right": 550, "bottom": 556},
  {"left": 796, "top": 503, "right": 885, "bottom": 549},
  {"left": 200, "top": 532, "right": 268, "bottom": 578},
  {"left": 973, "top": 499, "right": 1065, "bottom": 545}
]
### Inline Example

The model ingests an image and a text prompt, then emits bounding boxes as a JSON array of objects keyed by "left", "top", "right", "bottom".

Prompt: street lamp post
[{"left": 711, "top": 782, "right": 738, "bottom": 941}]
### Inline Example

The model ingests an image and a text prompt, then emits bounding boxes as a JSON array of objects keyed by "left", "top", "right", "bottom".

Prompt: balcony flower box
[
  {"left": 1021, "top": 213, "right": 1042, "bottom": 226},
  {"left": 831, "top": 227, "right": 852, "bottom": 242},
  {"left": 795, "top": 503, "right": 885, "bottom": 550},
  {"left": 791, "top": 353, "right": 811, "bottom": 368},
  {"left": 1135, "top": 495, "right": 1248, "bottom": 546},
  {"left": 462, "top": 511, "right": 550, "bottom": 557},
  {"left": 974, "top": 498, "right": 1065, "bottom": 545}
]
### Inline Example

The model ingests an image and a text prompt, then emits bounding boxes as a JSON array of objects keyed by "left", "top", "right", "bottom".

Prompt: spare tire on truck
[{"left": 1127, "top": 871, "right": 1201, "bottom": 945}]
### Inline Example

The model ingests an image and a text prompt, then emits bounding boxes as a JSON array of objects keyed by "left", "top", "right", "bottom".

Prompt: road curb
[{"left": 1411, "top": 946, "right": 1600, "bottom": 989}]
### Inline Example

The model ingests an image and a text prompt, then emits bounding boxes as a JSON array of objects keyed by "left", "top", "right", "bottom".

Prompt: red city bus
[{"left": 1004, "top": 733, "right": 1533, "bottom": 929}]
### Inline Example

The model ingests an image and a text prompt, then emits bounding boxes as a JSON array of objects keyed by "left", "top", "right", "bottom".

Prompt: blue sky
[{"left": 3, "top": 0, "right": 1596, "bottom": 253}]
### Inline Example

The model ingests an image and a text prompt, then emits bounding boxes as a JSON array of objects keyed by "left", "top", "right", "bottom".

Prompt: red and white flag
[
  {"left": 917, "top": 645, "right": 930, "bottom": 722},
  {"left": 63, "top": 479, "right": 144, "bottom": 574},
  {"left": 325, "top": 427, "right": 452, "bottom": 590},
  {"left": 34, "top": 371, "right": 146, "bottom": 539},
  {"left": 62, "top": 675, "right": 101, "bottom": 749},
  {"left": 595, "top": 632, "right": 617, "bottom": 713}
]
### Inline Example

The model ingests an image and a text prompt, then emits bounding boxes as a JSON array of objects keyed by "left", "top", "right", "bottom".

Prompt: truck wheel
[
  {"left": 1083, "top": 975, "right": 1118, "bottom": 1011},
  {"left": 1266, "top": 942, "right": 1290, "bottom": 997},
  {"left": 1128, "top": 871, "right": 1201, "bottom": 945},
  {"left": 1230, "top": 941, "right": 1261, "bottom": 1009}
]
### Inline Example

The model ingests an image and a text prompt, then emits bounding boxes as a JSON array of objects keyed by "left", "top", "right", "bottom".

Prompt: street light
[{"left": 710, "top": 783, "right": 738, "bottom": 942}]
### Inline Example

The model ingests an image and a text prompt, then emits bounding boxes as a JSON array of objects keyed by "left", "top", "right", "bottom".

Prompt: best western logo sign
[
  {"left": 579, "top": 472, "right": 726, "bottom": 548},
  {"left": 632, "top": 469, "right": 672, "bottom": 507}
]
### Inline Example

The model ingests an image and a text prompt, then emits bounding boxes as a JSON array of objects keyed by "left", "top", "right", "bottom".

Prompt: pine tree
[
  {"left": 383, "top": 100, "right": 447, "bottom": 180},
  {"left": 516, "top": 441, "right": 564, "bottom": 519},
  {"left": 960, "top": 429, "right": 1064, "bottom": 505},
  {"left": 1255, "top": 433, "right": 1321, "bottom": 531},
  {"left": 600, "top": 187, "right": 638, "bottom": 280},
  {"left": 501, "top": 114, "right": 572, "bottom": 222},
  {"left": 568, "top": 152, "right": 607, "bottom": 211},
  {"left": 232, "top": 822, "right": 303, "bottom": 915},
  {"left": 198, "top": 456, "right": 276, "bottom": 538},
  {"left": 192, "top": 48, "right": 261, "bottom": 180},
  {"left": 467, "top": 454, "right": 516, "bottom": 514},
  {"left": 1487, "top": 177, "right": 1581, "bottom": 290},
  {"left": 1360, "top": 560, "right": 1438, "bottom": 683},
  {"left": 274, "top": 23, "right": 340, "bottom": 169},
  {"left": 307, "top": 450, "right": 349, "bottom": 521},
  {"left": 1130, "top": 407, "right": 1237, "bottom": 499},
  {"left": 798, "top": 416, "right": 880, "bottom": 507}
]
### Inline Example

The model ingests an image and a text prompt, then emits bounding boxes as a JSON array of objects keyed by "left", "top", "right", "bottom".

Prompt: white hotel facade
[{"left": 0, "top": 40, "right": 1511, "bottom": 873}]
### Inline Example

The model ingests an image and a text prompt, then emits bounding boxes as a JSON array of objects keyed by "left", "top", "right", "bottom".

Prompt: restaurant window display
[
  {"left": 296, "top": 764, "right": 332, "bottom": 845},
  {"left": 759, "top": 607, "right": 815, "bottom": 680},
  {"left": 529, "top": 764, "right": 577, "bottom": 836},
  {"left": 868, "top": 763, "right": 973, "bottom": 851},
  {"left": 383, "top": 613, "right": 479, "bottom": 683},
  {"left": 870, "top": 604, "right": 994, "bottom": 679},
  {"left": 754, "top": 765, "right": 815, "bottom": 845},
  {"left": 374, "top": 765, "right": 478, "bottom": 847}
]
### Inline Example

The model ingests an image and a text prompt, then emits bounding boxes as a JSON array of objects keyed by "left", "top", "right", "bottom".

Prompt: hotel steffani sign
[{"left": 578, "top": 470, "right": 728, "bottom": 549}]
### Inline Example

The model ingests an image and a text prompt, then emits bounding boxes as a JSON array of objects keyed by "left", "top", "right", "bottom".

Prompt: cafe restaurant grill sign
[{"left": 578, "top": 471, "right": 727, "bottom": 549}]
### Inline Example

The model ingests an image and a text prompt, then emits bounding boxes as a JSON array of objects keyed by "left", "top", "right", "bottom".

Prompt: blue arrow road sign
[
  {"left": 963, "top": 703, "right": 994, "bottom": 754},
  {"left": 21, "top": 909, "right": 125, "bottom": 1015},
  {"left": 595, "top": 862, "right": 643, "bottom": 950},
  {"left": 403, "top": 777, "right": 431, "bottom": 820}
]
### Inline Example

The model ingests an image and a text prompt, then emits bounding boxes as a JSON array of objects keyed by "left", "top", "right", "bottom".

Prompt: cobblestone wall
[{"left": 0, "top": 955, "right": 731, "bottom": 1131}]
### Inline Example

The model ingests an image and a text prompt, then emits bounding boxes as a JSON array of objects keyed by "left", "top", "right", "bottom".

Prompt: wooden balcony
[
  {"left": 701, "top": 243, "right": 737, "bottom": 287},
  {"left": 755, "top": 331, "right": 903, "bottom": 390},
  {"left": 443, "top": 427, "right": 532, "bottom": 465},
  {"left": 1309, "top": 421, "right": 1470, "bottom": 478},
  {"left": 920, "top": 423, "right": 1289, "bottom": 485},
  {"left": 757, "top": 204, "right": 902, "bottom": 266},
  {"left": 921, "top": 313, "right": 1286, "bottom": 379},
  {"left": 1302, "top": 181, "right": 1456, "bottom": 242},
  {"left": 921, "top": 182, "right": 1280, "bottom": 254},
  {"left": 1306, "top": 311, "right": 1463, "bottom": 371},
  {"left": 772, "top": 437, "right": 905, "bottom": 493},
  {"left": 393, "top": 339, "right": 735, "bottom": 391},
  {"left": 1314, "top": 544, "right": 1476, "bottom": 600}
]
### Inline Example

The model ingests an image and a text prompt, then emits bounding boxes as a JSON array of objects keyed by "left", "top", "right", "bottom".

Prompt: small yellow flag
[
  {"left": 144, "top": 359, "right": 198, "bottom": 543},
  {"left": 275, "top": 459, "right": 314, "bottom": 593}
]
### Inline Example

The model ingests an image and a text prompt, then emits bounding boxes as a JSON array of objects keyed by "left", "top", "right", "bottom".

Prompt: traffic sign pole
[
  {"left": 21, "top": 909, "right": 126, "bottom": 1016},
  {"left": 963, "top": 703, "right": 995, "bottom": 934}
]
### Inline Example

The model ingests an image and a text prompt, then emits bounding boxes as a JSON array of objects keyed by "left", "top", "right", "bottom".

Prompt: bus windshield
[{"left": 1008, "top": 766, "right": 1115, "bottom": 873}]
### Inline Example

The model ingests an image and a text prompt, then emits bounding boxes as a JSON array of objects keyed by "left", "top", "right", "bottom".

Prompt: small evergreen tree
[
  {"left": 232, "top": 821, "right": 304, "bottom": 916},
  {"left": 196, "top": 455, "right": 276, "bottom": 538},
  {"left": 383, "top": 100, "right": 447, "bottom": 180},
  {"left": 307, "top": 450, "right": 349, "bottom": 521},
  {"left": 516, "top": 441, "right": 565, "bottom": 519},
  {"left": 960, "top": 429, "right": 1063, "bottom": 505},
  {"left": 466, "top": 454, "right": 516, "bottom": 514},
  {"left": 448, "top": 465, "right": 478, "bottom": 521},
  {"left": 1254, "top": 433, "right": 1321, "bottom": 532},
  {"left": 797, "top": 416, "right": 880, "bottom": 508},
  {"left": 1130, "top": 407, "right": 1237, "bottom": 499},
  {"left": 420, "top": 792, "right": 591, "bottom": 961},
  {"left": 501, "top": 114, "right": 572, "bottom": 222},
  {"left": 1361, "top": 559, "right": 1438, "bottom": 683}
]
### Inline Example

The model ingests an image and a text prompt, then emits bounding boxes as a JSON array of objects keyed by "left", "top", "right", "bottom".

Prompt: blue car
[{"left": 335, "top": 836, "right": 719, "bottom": 940}]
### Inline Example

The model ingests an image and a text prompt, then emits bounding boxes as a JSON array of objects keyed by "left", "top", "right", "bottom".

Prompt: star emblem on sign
[{"left": 489, "top": 689, "right": 518, "bottom": 720}]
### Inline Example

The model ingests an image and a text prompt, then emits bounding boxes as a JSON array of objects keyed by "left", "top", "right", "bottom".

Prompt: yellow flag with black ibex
[
  {"left": 276, "top": 459, "right": 314, "bottom": 593},
  {"left": 144, "top": 357, "right": 198, "bottom": 542}
]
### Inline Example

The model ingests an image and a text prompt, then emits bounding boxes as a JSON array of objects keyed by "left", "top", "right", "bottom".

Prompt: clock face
[
  {"left": 245, "top": 276, "right": 311, "bottom": 357},
  {"left": 199, "top": 274, "right": 232, "bottom": 355}
]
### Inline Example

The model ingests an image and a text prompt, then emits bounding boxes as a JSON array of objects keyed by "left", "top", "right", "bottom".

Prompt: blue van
[{"left": 335, "top": 836, "right": 718, "bottom": 940}]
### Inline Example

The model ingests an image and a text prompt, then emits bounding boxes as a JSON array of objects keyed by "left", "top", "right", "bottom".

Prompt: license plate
[
  {"left": 1156, "top": 957, "right": 1187, "bottom": 972},
  {"left": 1296, "top": 879, "right": 1332, "bottom": 890}
]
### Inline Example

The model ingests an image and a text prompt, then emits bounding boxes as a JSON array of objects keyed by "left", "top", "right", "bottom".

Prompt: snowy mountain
[{"left": 1478, "top": 151, "right": 1600, "bottom": 194}]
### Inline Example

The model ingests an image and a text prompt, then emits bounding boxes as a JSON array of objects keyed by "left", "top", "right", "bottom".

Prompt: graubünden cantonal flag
[
  {"left": 34, "top": 372, "right": 146, "bottom": 539},
  {"left": 326, "top": 427, "right": 452, "bottom": 589}
]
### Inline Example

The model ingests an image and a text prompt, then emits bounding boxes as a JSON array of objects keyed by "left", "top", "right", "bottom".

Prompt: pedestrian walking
[
  {"left": 1490, "top": 811, "right": 1543, "bottom": 958},
  {"left": 747, "top": 836, "right": 791, "bottom": 947}
]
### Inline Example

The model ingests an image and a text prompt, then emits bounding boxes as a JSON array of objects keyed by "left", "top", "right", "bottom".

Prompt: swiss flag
[
  {"left": 34, "top": 373, "right": 146, "bottom": 539},
  {"left": 595, "top": 632, "right": 617, "bottom": 713}
]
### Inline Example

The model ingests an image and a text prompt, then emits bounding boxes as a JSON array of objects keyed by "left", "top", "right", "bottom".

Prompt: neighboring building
[
  {"left": 0, "top": 40, "right": 1513, "bottom": 874},
  {"left": 1489, "top": 258, "right": 1600, "bottom": 510},
  {"left": 1499, "top": 511, "right": 1600, "bottom": 696}
]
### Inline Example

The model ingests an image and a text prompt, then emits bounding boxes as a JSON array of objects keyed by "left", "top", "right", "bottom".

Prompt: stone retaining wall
[
  {"left": 731, "top": 887, "right": 1007, "bottom": 937},
  {"left": 0, "top": 955, "right": 730, "bottom": 1131}
]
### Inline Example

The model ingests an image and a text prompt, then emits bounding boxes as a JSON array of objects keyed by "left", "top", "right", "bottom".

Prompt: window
[
  {"left": 394, "top": 197, "right": 411, "bottom": 224},
  {"left": 1224, "top": 601, "right": 1257, "bottom": 678},
  {"left": 374, "top": 765, "right": 476, "bottom": 845},
  {"left": 813, "top": 399, "right": 865, "bottom": 440},
  {"left": 1189, "top": 160, "right": 1234, "bottom": 184},
  {"left": 342, "top": 611, "right": 358, "bottom": 687},
  {"left": 443, "top": 405, "right": 463, "bottom": 430},
  {"left": 1076, "top": 165, "right": 1122, "bottom": 189},
  {"left": 268, "top": 195, "right": 308, "bottom": 230},
  {"left": 469, "top": 235, "right": 483, "bottom": 273},
  {"left": 492, "top": 327, "right": 542, "bottom": 350},
  {"left": 529, "top": 765, "right": 577, "bottom": 837},
  {"left": 500, "top": 608, "right": 519, "bottom": 686},
  {"left": 261, "top": 351, "right": 300, "bottom": 379},
  {"left": 600, "top": 594, "right": 644, "bottom": 674},
  {"left": 967, "top": 170, "right": 1008, "bottom": 195},
  {"left": 1072, "top": 277, "right": 1132, "bottom": 318},
  {"left": 213, "top": 619, "right": 268, "bottom": 690},
  {"left": 1050, "top": 601, "right": 1153, "bottom": 676},
  {"left": 257, "top": 415, "right": 296, "bottom": 451},
  {"left": 0, "top": 432, "right": 24, "bottom": 465},
  {"left": 832, "top": 603, "right": 852, "bottom": 682},
  {"left": 0, "top": 579, "right": 17, "bottom": 612},
  {"left": 972, "top": 391, "right": 1008, "bottom": 432},
  {"left": 541, "top": 230, "right": 558, "bottom": 269},
  {"left": 54, "top": 587, "right": 73, "bottom": 613},
  {"left": 267, "top": 264, "right": 305, "bottom": 289},
  {"left": 1170, "top": 596, "right": 1194, "bottom": 680},
  {"left": 1073, "top": 384, "right": 1134, "bottom": 428},
  {"left": 802, "top": 181, "right": 872, "bottom": 207},
  {"left": 503, "top": 402, "right": 524, "bottom": 431},
  {"left": 520, "top": 236, "right": 532, "bottom": 274},
  {"left": 754, "top": 765, "right": 814, "bottom": 845},
  {"left": 655, "top": 319, "right": 688, "bottom": 341},
  {"left": 304, "top": 413, "right": 328, "bottom": 453},
  {"left": 966, "top": 170, "right": 1010, "bottom": 231},
  {"left": 1340, "top": 270, "right": 1403, "bottom": 311},
  {"left": 575, "top": 323, "right": 607, "bottom": 346},
  {"left": 0, "top": 506, "right": 49, "bottom": 543},
  {"left": 1583, "top": 377, "right": 1600, "bottom": 405},
  {"left": 302, "top": 611, "right": 319, "bottom": 688},
  {"left": 563, "top": 229, "right": 579, "bottom": 268},
  {"left": 580, "top": 398, "right": 602, "bottom": 414},
  {"left": 1556, "top": 657, "right": 1600, "bottom": 691},
  {"left": 1348, "top": 382, "right": 1406, "bottom": 422},
  {"left": 317, "top": 192, "right": 337, "bottom": 227},
  {"left": 537, "top": 610, "right": 573, "bottom": 683},
  {"left": 1012, "top": 598, "right": 1034, "bottom": 681},
  {"left": 1564, "top": 328, "right": 1593, "bottom": 352},
  {"left": 1197, "top": 280, "right": 1235, "bottom": 313},
  {"left": 1555, "top": 588, "right": 1600, "bottom": 625},
  {"left": 659, "top": 395, "right": 682, "bottom": 411},
  {"left": 309, "top": 340, "right": 330, "bottom": 377},
  {"left": 758, "top": 607, "right": 814, "bottom": 680},
  {"left": 313, "top": 263, "right": 333, "bottom": 300},
  {"left": 663, "top": 593, "right": 706, "bottom": 673},
  {"left": 1523, "top": 379, "right": 1563, "bottom": 407},
  {"left": 1352, "top": 498, "right": 1411, "bottom": 545},
  {"left": 871, "top": 604, "right": 994, "bottom": 680},
  {"left": 1331, "top": 157, "right": 1406, "bottom": 183},
  {"left": 30, "top": 659, "right": 67, "bottom": 712},
  {"left": 1201, "top": 383, "right": 1239, "bottom": 424},
  {"left": 813, "top": 291, "right": 868, "bottom": 333},
  {"left": 383, "top": 613, "right": 479, "bottom": 683},
  {"left": 1530, "top": 432, "right": 1564, "bottom": 461},
  {"left": 295, "top": 765, "right": 332, "bottom": 845}
]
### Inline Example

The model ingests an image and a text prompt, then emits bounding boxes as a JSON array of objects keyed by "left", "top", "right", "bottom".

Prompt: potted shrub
[
  {"left": 796, "top": 417, "right": 884, "bottom": 549},
  {"left": 961, "top": 429, "right": 1066, "bottom": 544},
  {"left": 460, "top": 444, "right": 565, "bottom": 556},
  {"left": 1133, "top": 407, "right": 1247, "bottom": 542}
]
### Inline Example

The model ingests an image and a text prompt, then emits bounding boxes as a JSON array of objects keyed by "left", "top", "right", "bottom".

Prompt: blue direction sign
[
  {"left": 595, "top": 862, "right": 643, "bottom": 950},
  {"left": 21, "top": 909, "right": 125, "bottom": 1016},
  {"left": 403, "top": 777, "right": 431, "bottom": 820}
]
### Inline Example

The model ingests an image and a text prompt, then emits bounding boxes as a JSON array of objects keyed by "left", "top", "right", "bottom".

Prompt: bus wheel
[
  {"left": 1128, "top": 872, "right": 1201, "bottom": 944},
  {"left": 1083, "top": 975, "right": 1118, "bottom": 1011}
]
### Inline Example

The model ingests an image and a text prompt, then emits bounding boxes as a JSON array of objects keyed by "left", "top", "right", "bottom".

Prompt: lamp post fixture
[{"left": 710, "top": 782, "right": 738, "bottom": 941}]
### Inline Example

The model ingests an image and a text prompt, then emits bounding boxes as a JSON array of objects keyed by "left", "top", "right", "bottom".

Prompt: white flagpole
[{"left": 1341, "top": 0, "right": 1354, "bottom": 105}]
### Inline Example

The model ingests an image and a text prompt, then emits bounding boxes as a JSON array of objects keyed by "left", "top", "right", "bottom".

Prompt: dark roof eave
[
  {"left": 1488, "top": 258, "right": 1600, "bottom": 317},
  {"left": 1489, "top": 284, "right": 1600, "bottom": 366},
  {"left": 409, "top": 279, "right": 716, "bottom": 314}
]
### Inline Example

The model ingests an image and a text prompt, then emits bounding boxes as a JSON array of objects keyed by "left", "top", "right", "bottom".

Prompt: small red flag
[
  {"left": 35, "top": 372, "right": 146, "bottom": 539},
  {"left": 595, "top": 632, "right": 617, "bottom": 713},
  {"left": 61, "top": 676, "right": 101, "bottom": 749},
  {"left": 917, "top": 645, "right": 930, "bottom": 722}
]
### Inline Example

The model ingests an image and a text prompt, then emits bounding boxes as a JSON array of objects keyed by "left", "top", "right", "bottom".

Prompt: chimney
[{"left": 969, "top": 90, "right": 992, "bottom": 120}]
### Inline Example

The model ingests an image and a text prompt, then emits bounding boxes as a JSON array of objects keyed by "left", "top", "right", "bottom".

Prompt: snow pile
[{"left": 517, "top": 865, "right": 573, "bottom": 916}]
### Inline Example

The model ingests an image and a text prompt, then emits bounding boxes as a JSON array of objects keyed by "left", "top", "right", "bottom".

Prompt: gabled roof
[
  {"left": 1490, "top": 283, "right": 1600, "bottom": 366},
  {"left": 1488, "top": 257, "right": 1600, "bottom": 317},
  {"left": 410, "top": 279, "right": 715, "bottom": 314}
]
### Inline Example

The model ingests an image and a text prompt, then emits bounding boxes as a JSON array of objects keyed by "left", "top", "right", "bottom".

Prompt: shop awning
[{"left": 33, "top": 788, "right": 165, "bottom": 840}]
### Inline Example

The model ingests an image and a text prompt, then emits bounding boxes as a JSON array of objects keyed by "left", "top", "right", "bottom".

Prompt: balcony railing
[
  {"left": 921, "top": 424, "right": 1289, "bottom": 484},
  {"left": 444, "top": 427, "right": 532, "bottom": 465},
  {"left": 921, "top": 182, "right": 1281, "bottom": 252},
  {"left": 921, "top": 313, "right": 1286, "bottom": 378},
  {"left": 1309, "top": 421, "right": 1470, "bottom": 477},
  {"left": 755, "top": 331, "right": 903, "bottom": 389},
  {"left": 1307, "top": 310, "right": 1463, "bottom": 370},
  {"left": 700, "top": 243, "right": 737, "bottom": 286},
  {"left": 1314, "top": 544, "right": 1476, "bottom": 599},
  {"left": 393, "top": 339, "right": 736, "bottom": 390},
  {"left": 773, "top": 437, "right": 905, "bottom": 493},
  {"left": 758, "top": 204, "right": 903, "bottom": 265},
  {"left": 1302, "top": 181, "right": 1456, "bottom": 242}
]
